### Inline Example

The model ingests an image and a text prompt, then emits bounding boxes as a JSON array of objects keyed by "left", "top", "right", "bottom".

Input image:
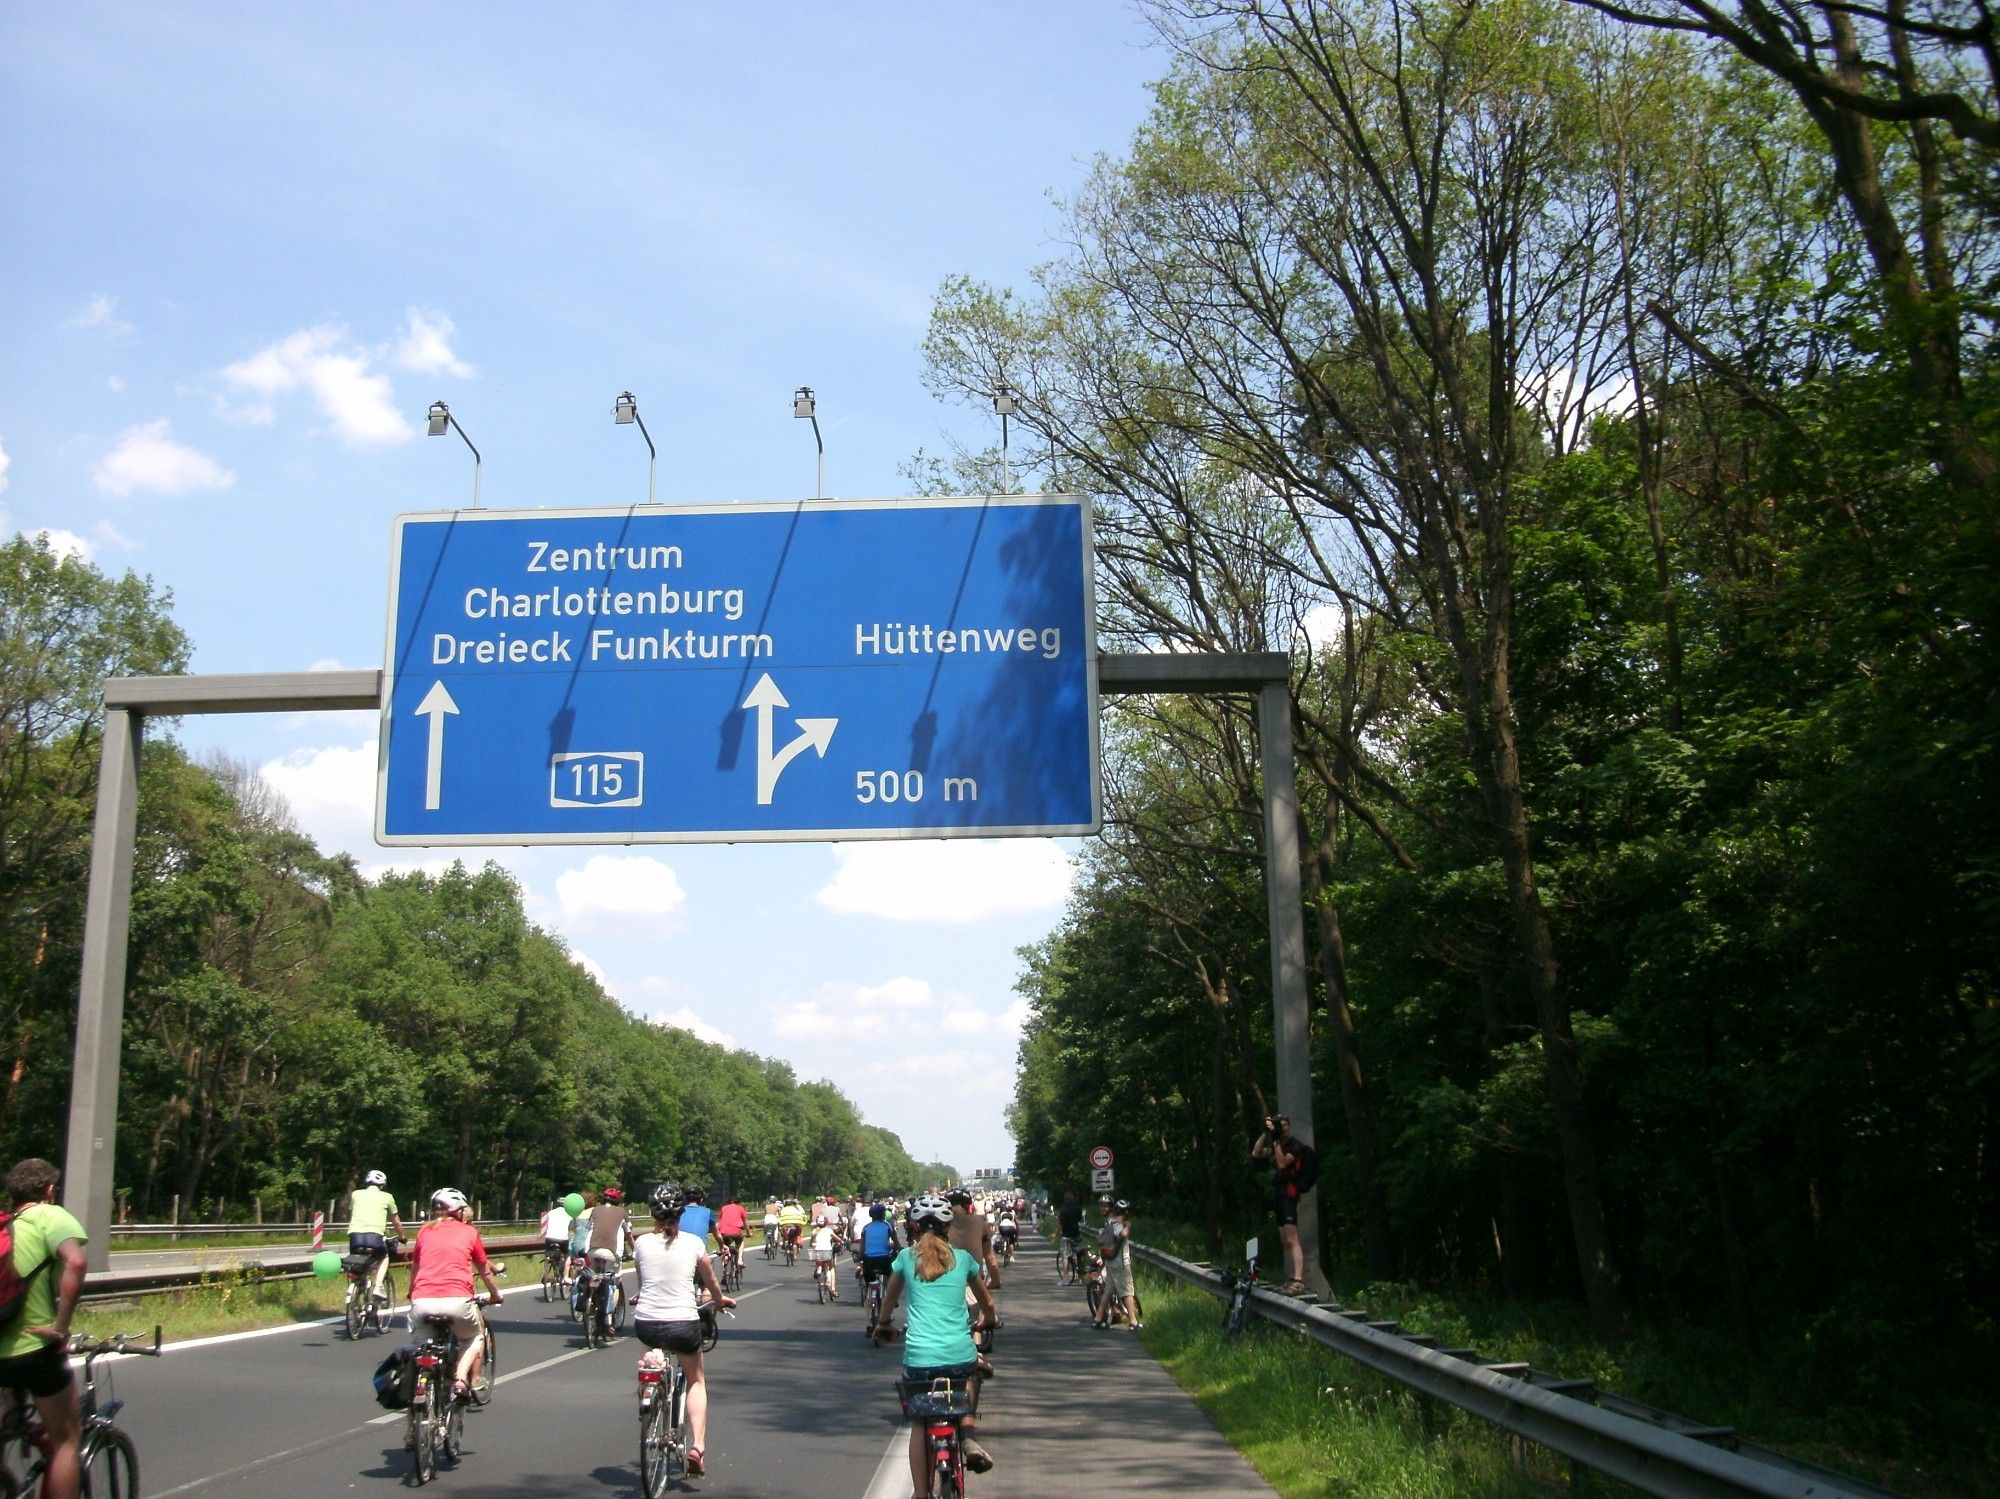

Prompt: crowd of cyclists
[{"left": 333, "top": 1172, "right": 1049, "bottom": 1493}]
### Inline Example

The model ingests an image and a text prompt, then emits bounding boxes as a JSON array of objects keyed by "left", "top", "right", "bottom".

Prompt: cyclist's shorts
[
  {"left": 1274, "top": 1192, "right": 1300, "bottom": 1228},
  {"left": 861, "top": 1254, "right": 896, "bottom": 1281},
  {"left": 0, "top": 1339, "right": 72, "bottom": 1399},
  {"left": 634, "top": 1318, "right": 704, "bottom": 1356},
  {"left": 1105, "top": 1258, "right": 1135, "bottom": 1298},
  {"left": 410, "top": 1296, "right": 481, "bottom": 1340},
  {"left": 899, "top": 1362, "right": 981, "bottom": 1416},
  {"left": 589, "top": 1247, "right": 621, "bottom": 1274},
  {"left": 810, "top": 1250, "right": 836, "bottom": 1264},
  {"left": 349, "top": 1232, "right": 387, "bottom": 1257},
  {"left": 719, "top": 1233, "right": 744, "bottom": 1250},
  {"left": 543, "top": 1238, "right": 567, "bottom": 1255},
  {"left": 998, "top": 1224, "right": 1018, "bottom": 1240},
  {"left": 1059, "top": 1236, "right": 1078, "bottom": 1258}
]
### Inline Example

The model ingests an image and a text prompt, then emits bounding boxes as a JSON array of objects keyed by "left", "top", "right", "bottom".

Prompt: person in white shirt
[
  {"left": 539, "top": 1198, "right": 573, "bottom": 1257},
  {"left": 634, "top": 1183, "right": 736, "bottom": 1478},
  {"left": 809, "top": 1220, "right": 841, "bottom": 1300}
]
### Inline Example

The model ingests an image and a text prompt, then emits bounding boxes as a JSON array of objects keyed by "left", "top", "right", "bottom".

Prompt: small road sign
[
  {"left": 376, "top": 496, "right": 1100, "bottom": 844},
  {"left": 1088, "top": 1145, "right": 1114, "bottom": 1170},
  {"left": 1090, "top": 1168, "right": 1115, "bottom": 1193}
]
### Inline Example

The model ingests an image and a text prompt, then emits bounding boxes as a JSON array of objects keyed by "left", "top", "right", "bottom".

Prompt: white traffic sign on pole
[
  {"left": 1090, "top": 1168, "right": 1115, "bottom": 1193},
  {"left": 1088, "top": 1145, "right": 1113, "bottom": 1170}
]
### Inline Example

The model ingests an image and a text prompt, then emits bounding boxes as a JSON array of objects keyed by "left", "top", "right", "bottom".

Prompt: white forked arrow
[
  {"left": 414, "top": 681, "right": 460, "bottom": 811},
  {"left": 742, "top": 673, "right": 837, "bottom": 806}
]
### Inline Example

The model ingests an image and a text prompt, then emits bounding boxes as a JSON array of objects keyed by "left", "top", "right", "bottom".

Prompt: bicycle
[
  {"left": 862, "top": 1268, "right": 888, "bottom": 1339},
  {"left": 580, "top": 1262, "right": 627, "bottom": 1347},
  {"left": 1220, "top": 1251, "right": 1261, "bottom": 1338},
  {"left": 812, "top": 1255, "right": 837, "bottom": 1305},
  {"left": 760, "top": 1228, "right": 777, "bottom": 1263},
  {"left": 343, "top": 1243, "right": 400, "bottom": 1339},
  {"left": 896, "top": 1375, "right": 980, "bottom": 1499},
  {"left": 403, "top": 1299, "right": 497, "bottom": 1484},
  {"left": 719, "top": 1243, "right": 743, "bottom": 1295},
  {"left": 780, "top": 1229, "right": 798, "bottom": 1268},
  {"left": 538, "top": 1242, "right": 569, "bottom": 1303},
  {"left": 636, "top": 1349, "right": 691, "bottom": 1497},
  {"left": 0, "top": 1327, "right": 159, "bottom": 1499}
]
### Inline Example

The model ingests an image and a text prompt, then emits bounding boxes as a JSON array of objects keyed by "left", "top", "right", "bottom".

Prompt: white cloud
[
  {"left": 34, "top": 528, "right": 94, "bottom": 563},
  {"left": 1294, "top": 602, "right": 1345, "bottom": 655},
  {"left": 393, "top": 308, "right": 474, "bottom": 378},
  {"left": 554, "top": 854, "right": 687, "bottom": 925},
  {"left": 106, "top": 376, "right": 124, "bottom": 393},
  {"left": 258, "top": 739, "right": 377, "bottom": 853},
  {"left": 569, "top": 949, "right": 610, "bottom": 989},
  {"left": 91, "top": 420, "right": 235, "bottom": 499},
  {"left": 815, "top": 839, "right": 1073, "bottom": 923},
  {"left": 70, "top": 295, "right": 133, "bottom": 336},
  {"left": 656, "top": 1007, "right": 736, "bottom": 1049},
  {"left": 94, "top": 519, "right": 134, "bottom": 552},
  {"left": 221, "top": 324, "right": 413, "bottom": 445},
  {"left": 0, "top": 437, "right": 10, "bottom": 494}
]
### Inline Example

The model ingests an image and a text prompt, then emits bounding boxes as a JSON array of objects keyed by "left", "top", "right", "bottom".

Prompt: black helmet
[
  {"left": 946, "top": 1187, "right": 974, "bottom": 1207},
  {"left": 1114, "top": 1198, "right": 1131, "bottom": 1213},
  {"left": 649, "top": 1182, "right": 686, "bottom": 1218},
  {"left": 686, "top": 1186, "right": 707, "bottom": 1205}
]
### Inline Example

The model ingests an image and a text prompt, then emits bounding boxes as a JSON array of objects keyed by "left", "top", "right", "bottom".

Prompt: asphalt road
[{"left": 104, "top": 1245, "right": 913, "bottom": 1498}]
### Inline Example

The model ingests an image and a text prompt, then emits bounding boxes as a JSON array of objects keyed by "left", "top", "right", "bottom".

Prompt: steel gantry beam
[{"left": 67, "top": 655, "right": 1326, "bottom": 1298}]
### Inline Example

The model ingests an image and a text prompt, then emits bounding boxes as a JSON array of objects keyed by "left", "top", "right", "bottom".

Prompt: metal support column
[
  {"left": 63, "top": 707, "right": 143, "bottom": 1272},
  {"left": 1257, "top": 678, "right": 1329, "bottom": 1299}
]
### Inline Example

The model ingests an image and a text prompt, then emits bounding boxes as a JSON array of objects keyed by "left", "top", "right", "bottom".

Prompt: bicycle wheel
[
  {"left": 343, "top": 1282, "right": 363, "bottom": 1340},
  {"left": 378, "top": 1265, "right": 401, "bottom": 1326},
  {"left": 610, "top": 1282, "right": 628, "bottom": 1335},
  {"left": 79, "top": 1425, "right": 138, "bottom": 1499},
  {"left": 473, "top": 1322, "right": 497, "bottom": 1404},
  {"left": 410, "top": 1380, "right": 438, "bottom": 1484},
  {"left": 441, "top": 1394, "right": 465, "bottom": 1462},
  {"left": 639, "top": 1386, "right": 673, "bottom": 1499},
  {"left": 815, "top": 1265, "right": 828, "bottom": 1304},
  {"left": 1086, "top": 1279, "right": 1103, "bottom": 1320},
  {"left": 541, "top": 1257, "right": 559, "bottom": 1303},
  {"left": 934, "top": 1437, "right": 963, "bottom": 1499}
]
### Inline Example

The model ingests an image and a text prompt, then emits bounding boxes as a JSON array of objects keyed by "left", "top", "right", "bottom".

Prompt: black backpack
[
  {"left": 373, "top": 1345, "right": 419, "bottom": 1410},
  {"left": 1287, "top": 1141, "right": 1321, "bottom": 1195}
]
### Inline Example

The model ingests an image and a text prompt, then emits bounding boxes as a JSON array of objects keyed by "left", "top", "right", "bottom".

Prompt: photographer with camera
[{"left": 1251, "top": 1112, "right": 1317, "bottom": 1294}]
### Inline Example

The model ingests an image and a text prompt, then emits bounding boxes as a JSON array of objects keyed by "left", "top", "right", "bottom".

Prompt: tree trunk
[{"left": 1477, "top": 967, "right": 1541, "bottom": 1297}]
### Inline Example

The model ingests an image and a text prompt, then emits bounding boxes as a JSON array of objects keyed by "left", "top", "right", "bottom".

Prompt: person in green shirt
[
  {"left": 0, "top": 1157, "right": 89, "bottom": 1499},
  {"left": 345, "top": 1170, "right": 406, "bottom": 1303}
]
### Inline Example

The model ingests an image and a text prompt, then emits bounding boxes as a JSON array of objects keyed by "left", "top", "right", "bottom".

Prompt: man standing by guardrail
[{"left": 1252, "top": 1114, "right": 1316, "bottom": 1295}]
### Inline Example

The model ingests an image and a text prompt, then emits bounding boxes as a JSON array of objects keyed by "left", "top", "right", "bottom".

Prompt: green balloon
[
  {"left": 312, "top": 1249, "right": 343, "bottom": 1280},
  {"left": 563, "top": 1192, "right": 585, "bottom": 1216}
]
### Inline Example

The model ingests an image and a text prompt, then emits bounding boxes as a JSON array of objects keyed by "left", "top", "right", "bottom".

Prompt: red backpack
[{"left": 0, "top": 1207, "right": 53, "bottom": 1330}]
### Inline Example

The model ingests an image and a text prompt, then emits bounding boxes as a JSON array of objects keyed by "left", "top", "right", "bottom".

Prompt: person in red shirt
[
  {"left": 714, "top": 1193, "right": 748, "bottom": 1278},
  {"left": 407, "top": 1187, "right": 501, "bottom": 1400}
]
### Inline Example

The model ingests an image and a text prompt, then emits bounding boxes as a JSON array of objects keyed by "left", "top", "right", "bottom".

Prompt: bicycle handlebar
[{"left": 69, "top": 1326, "right": 162, "bottom": 1359}]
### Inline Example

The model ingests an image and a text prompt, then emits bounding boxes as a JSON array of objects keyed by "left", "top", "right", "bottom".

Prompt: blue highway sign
[{"left": 376, "top": 496, "right": 1100, "bottom": 844}]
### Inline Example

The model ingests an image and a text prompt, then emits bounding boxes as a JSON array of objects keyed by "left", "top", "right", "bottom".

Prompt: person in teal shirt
[
  {"left": 872, "top": 1193, "right": 997, "bottom": 1491},
  {"left": 0, "top": 1158, "right": 90, "bottom": 1499}
]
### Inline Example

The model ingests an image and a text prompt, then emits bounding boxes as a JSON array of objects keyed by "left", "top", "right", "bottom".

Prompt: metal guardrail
[
  {"left": 108, "top": 1219, "right": 538, "bottom": 1238},
  {"left": 84, "top": 1235, "right": 547, "bottom": 1301},
  {"left": 1131, "top": 1243, "right": 1906, "bottom": 1499}
]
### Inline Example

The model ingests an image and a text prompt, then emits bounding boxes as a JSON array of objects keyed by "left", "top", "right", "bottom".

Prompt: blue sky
[{"left": 0, "top": 2, "right": 1168, "bottom": 1175}]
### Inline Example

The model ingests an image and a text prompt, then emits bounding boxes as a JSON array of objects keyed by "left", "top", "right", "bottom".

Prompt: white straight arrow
[
  {"left": 742, "top": 672, "right": 837, "bottom": 805},
  {"left": 414, "top": 681, "right": 459, "bottom": 810}
]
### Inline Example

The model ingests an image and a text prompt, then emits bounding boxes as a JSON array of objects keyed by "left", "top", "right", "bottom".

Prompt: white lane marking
[
  {"left": 150, "top": 1420, "right": 381, "bottom": 1498},
  {"left": 862, "top": 1426, "right": 911, "bottom": 1499}
]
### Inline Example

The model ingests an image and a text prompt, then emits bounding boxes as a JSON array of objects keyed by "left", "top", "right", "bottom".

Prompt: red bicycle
[{"left": 897, "top": 1375, "right": 980, "bottom": 1499}]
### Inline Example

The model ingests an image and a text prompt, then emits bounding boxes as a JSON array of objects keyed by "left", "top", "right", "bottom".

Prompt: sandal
[
  {"left": 1277, "top": 1279, "right": 1308, "bottom": 1295},
  {"left": 687, "top": 1447, "right": 705, "bottom": 1476}
]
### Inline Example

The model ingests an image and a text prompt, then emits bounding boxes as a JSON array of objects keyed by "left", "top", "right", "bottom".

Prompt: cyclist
[
  {"left": 761, "top": 1197, "right": 781, "bottom": 1254},
  {"left": 634, "top": 1183, "right": 737, "bottom": 1479},
  {"left": 345, "top": 1169, "right": 405, "bottom": 1307},
  {"left": 714, "top": 1194, "right": 747, "bottom": 1277},
  {"left": 808, "top": 1215, "right": 843, "bottom": 1300},
  {"left": 1055, "top": 1193, "right": 1083, "bottom": 1283},
  {"left": 854, "top": 1201, "right": 901, "bottom": 1314},
  {"left": 945, "top": 1188, "right": 1000, "bottom": 1289},
  {"left": 581, "top": 1187, "right": 633, "bottom": 1334},
  {"left": 777, "top": 1196, "right": 808, "bottom": 1257},
  {"left": 1092, "top": 1198, "right": 1141, "bottom": 1331},
  {"left": 407, "top": 1188, "right": 501, "bottom": 1402},
  {"left": 0, "top": 1158, "right": 88, "bottom": 1499},
  {"left": 872, "top": 1193, "right": 996, "bottom": 1489},
  {"left": 565, "top": 1191, "right": 595, "bottom": 1303},
  {"left": 538, "top": 1195, "right": 573, "bottom": 1261},
  {"left": 993, "top": 1202, "right": 1018, "bottom": 1264},
  {"left": 677, "top": 1188, "right": 714, "bottom": 1251}
]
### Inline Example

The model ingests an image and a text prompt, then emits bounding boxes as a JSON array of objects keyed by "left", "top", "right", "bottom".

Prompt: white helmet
[
  {"left": 430, "top": 1187, "right": 469, "bottom": 1214},
  {"left": 364, "top": 1169, "right": 387, "bottom": 1187},
  {"left": 910, "top": 1193, "right": 953, "bottom": 1226}
]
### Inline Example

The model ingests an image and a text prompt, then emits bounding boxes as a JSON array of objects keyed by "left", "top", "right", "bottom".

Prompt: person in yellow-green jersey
[
  {"left": 776, "top": 1196, "right": 808, "bottom": 1257},
  {"left": 346, "top": 1169, "right": 407, "bottom": 1303},
  {"left": 0, "top": 1158, "right": 90, "bottom": 1499}
]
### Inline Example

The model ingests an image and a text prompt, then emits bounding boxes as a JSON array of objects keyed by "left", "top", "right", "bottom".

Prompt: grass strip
[{"left": 1133, "top": 1265, "right": 1578, "bottom": 1498}]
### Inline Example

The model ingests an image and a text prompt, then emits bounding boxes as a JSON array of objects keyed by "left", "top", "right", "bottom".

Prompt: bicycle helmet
[
  {"left": 868, "top": 1202, "right": 887, "bottom": 1219},
  {"left": 686, "top": 1187, "right": 706, "bottom": 1205},
  {"left": 363, "top": 1169, "right": 387, "bottom": 1187},
  {"left": 602, "top": 1186, "right": 625, "bottom": 1203},
  {"left": 649, "top": 1182, "right": 686, "bottom": 1218},
  {"left": 430, "top": 1187, "right": 469, "bottom": 1214},
  {"left": 1114, "top": 1199, "right": 1131, "bottom": 1213},
  {"left": 910, "top": 1193, "right": 953, "bottom": 1227},
  {"left": 946, "top": 1187, "right": 974, "bottom": 1207}
]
